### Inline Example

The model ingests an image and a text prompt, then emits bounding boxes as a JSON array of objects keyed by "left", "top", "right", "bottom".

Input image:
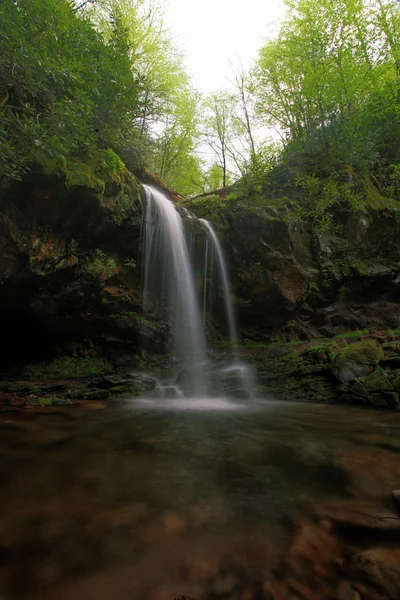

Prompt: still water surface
[{"left": 0, "top": 397, "right": 399, "bottom": 599}]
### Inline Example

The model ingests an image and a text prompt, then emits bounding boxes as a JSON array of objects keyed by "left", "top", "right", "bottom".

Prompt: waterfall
[
  {"left": 200, "top": 219, "right": 239, "bottom": 360},
  {"left": 142, "top": 185, "right": 254, "bottom": 399},
  {"left": 142, "top": 185, "right": 207, "bottom": 396},
  {"left": 200, "top": 219, "right": 255, "bottom": 397}
]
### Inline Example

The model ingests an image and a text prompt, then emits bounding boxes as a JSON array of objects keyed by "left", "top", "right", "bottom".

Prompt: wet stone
[{"left": 392, "top": 490, "right": 400, "bottom": 515}]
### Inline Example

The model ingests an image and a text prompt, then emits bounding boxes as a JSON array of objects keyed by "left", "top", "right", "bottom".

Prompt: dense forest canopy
[{"left": 1, "top": 0, "right": 400, "bottom": 202}]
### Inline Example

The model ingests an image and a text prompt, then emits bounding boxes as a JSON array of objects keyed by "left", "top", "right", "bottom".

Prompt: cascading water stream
[
  {"left": 200, "top": 219, "right": 239, "bottom": 360},
  {"left": 200, "top": 219, "right": 255, "bottom": 397},
  {"left": 142, "top": 185, "right": 207, "bottom": 396},
  {"left": 142, "top": 185, "right": 254, "bottom": 399}
]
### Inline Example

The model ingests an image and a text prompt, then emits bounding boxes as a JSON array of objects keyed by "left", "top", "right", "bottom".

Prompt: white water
[
  {"left": 142, "top": 185, "right": 254, "bottom": 399},
  {"left": 200, "top": 219, "right": 239, "bottom": 359},
  {"left": 142, "top": 185, "right": 207, "bottom": 396}
]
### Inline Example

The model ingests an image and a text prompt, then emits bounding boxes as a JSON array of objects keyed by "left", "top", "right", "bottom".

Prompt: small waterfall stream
[
  {"left": 142, "top": 185, "right": 253, "bottom": 398},
  {"left": 142, "top": 185, "right": 207, "bottom": 396},
  {"left": 200, "top": 218, "right": 239, "bottom": 360}
]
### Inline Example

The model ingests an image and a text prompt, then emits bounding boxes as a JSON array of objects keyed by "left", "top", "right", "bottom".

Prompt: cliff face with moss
[
  {"left": 2, "top": 169, "right": 400, "bottom": 409},
  {"left": 186, "top": 182, "right": 400, "bottom": 342},
  {"left": 0, "top": 172, "right": 167, "bottom": 374}
]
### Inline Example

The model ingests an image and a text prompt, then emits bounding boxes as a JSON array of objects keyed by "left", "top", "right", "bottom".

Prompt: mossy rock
[
  {"left": 24, "top": 397, "right": 73, "bottom": 406},
  {"left": 108, "top": 384, "right": 134, "bottom": 395},
  {"left": 349, "top": 381, "right": 369, "bottom": 400},
  {"left": 370, "top": 391, "right": 399, "bottom": 408},
  {"left": 338, "top": 340, "right": 384, "bottom": 366},
  {"left": 369, "top": 393, "right": 389, "bottom": 407},
  {"left": 333, "top": 340, "right": 384, "bottom": 384},
  {"left": 338, "top": 393, "right": 368, "bottom": 405},
  {"left": 82, "top": 389, "right": 110, "bottom": 400},
  {"left": 21, "top": 356, "right": 114, "bottom": 380},
  {"left": 364, "top": 366, "right": 393, "bottom": 392},
  {"left": 393, "top": 376, "right": 400, "bottom": 392}
]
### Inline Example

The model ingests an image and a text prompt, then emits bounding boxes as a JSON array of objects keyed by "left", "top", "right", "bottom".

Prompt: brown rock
[
  {"left": 210, "top": 575, "right": 238, "bottom": 596},
  {"left": 392, "top": 490, "right": 400, "bottom": 515},
  {"left": 160, "top": 512, "right": 187, "bottom": 535},
  {"left": 349, "top": 547, "right": 400, "bottom": 599},
  {"left": 286, "top": 519, "right": 341, "bottom": 580},
  {"left": 286, "top": 576, "right": 318, "bottom": 599},
  {"left": 147, "top": 587, "right": 177, "bottom": 600},
  {"left": 336, "top": 581, "right": 361, "bottom": 600},
  {"left": 182, "top": 558, "right": 219, "bottom": 582},
  {"left": 261, "top": 580, "right": 288, "bottom": 600},
  {"left": 350, "top": 583, "right": 383, "bottom": 600},
  {"left": 314, "top": 500, "right": 400, "bottom": 532}
]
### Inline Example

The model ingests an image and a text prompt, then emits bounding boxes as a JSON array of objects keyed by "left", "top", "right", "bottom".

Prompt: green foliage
[
  {"left": 87, "top": 249, "right": 118, "bottom": 279},
  {"left": 301, "top": 341, "right": 338, "bottom": 365},
  {"left": 124, "top": 258, "right": 137, "bottom": 269},
  {"left": 328, "top": 255, "right": 369, "bottom": 277},
  {"left": 234, "top": 0, "right": 400, "bottom": 223},
  {"left": 290, "top": 175, "right": 365, "bottom": 233},
  {"left": 22, "top": 356, "right": 113, "bottom": 379},
  {"left": 0, "top": 0, "right": 201, "bottom": 191}
]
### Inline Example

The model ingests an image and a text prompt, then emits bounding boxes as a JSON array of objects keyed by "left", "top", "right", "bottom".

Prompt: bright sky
[{"left": 163, "top": 0, "right": 286, "bottom": 93}]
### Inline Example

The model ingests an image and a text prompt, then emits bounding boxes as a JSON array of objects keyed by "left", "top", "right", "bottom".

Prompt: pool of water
[{"left": 0, "top": 397, "right": 399, "bottom": 599}]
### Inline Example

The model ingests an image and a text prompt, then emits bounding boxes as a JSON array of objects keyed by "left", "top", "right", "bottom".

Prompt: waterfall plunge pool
[{"left": 0, "top": 398, "right": 399, "bottom": 600}]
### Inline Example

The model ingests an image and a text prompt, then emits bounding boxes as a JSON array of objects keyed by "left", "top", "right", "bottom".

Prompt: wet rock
[
  {"left": 392, "top": 490, "right": 400, "bottom": 515},
  {"left": 364, "top": 366, "right": 393, "bottom": 392},
  {"left": 313, "top": 500, "right": 400, "bottom": 533},
  {"left": 380, "top": 356, "right": 400, "bottom": 369},
  {"left": 160, "top": 512, "right": 187, "bottom": 536},
  {"left": 125, "top": 372, "right": 157, "bottom": 392},
  {"left": 381, "top": 391, "right": 399, "bottom": 408},
  {"left": 392, "top": 376, "right": 400, "bottom": 392},
  {"left": 141, "top": 512, "right": 188, "bottom": 541},
  {"left": 286, "top": 519, "right": 341, "bottom": 580},
  {"left": 334, "top": 362, "right": 371, "bottom": 385},
  {"left": 348, "top": 547, "right": 400, "bottom": 600},
  {"left": 336, "top": 581, "right": 361, "bottom": 600},
  {"left": 369, "top": 393, "right": 390, "bottom": 407},
  {"left": 84, "top": 389, "right": 111, "bottom": 400},
  {"left": 338, "top": 393, "right": 368, "bottom": 405},
  {"left": 92, "top": 376, "right": 121, "bottom": 389},
  {"left": 182, "top": 558, "right": 219, "bottom": 582},
  {"left": 210, "top": 575, "right": 238, "bottom": 596},
  {"left": 108, "top": 384, "right": 135, "bottom": 395},
  {"left": 349, "top": 381, "right": 369, "bottom": 400},
  {"left": 268, "top": 346, "right": 292, "bottom": 358},
  {"left": 147, "top": 586, "right": 200, "bottom": 600},
  {"left": 261, "top": 580, "right": 287, "bottom": 600},
  {"left": 147, "top": 586, "right": 178, "bottom": 600}
]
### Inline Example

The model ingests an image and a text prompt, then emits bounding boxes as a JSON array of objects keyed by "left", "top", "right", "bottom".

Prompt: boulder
[
  {"left": 364, "top": 366, "right": 393, "bottom": 392},
  {"left": 333, "top": 340, "right": 383, "bottom": 384},
  {"left": 349, "top": 547, "right": 400, "bottom": 600},
  {"left": 349, "top": 381, "right": 369, "bottom": 400}
]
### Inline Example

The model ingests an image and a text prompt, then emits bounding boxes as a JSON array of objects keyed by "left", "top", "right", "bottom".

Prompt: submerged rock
[{"left": 349, "top": 547, "right": 400, "bottom": 600}]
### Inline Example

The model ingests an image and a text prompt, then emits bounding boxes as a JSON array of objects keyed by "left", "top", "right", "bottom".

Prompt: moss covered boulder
[{"left": 333, "top": 340, "right": 384, "bottom": 384}]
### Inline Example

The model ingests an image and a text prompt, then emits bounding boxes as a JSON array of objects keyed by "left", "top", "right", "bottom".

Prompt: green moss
[
  {"left": 25, "top": 397, "right": 73, "bottom": 406},
  {"left": 300, "top": 342, "right": 338, "bottom": 366},
  {"left": 22, "top": 356, "right": 113, "bottom": 380},
  {"left": 65, "top": 159, "right": 105, "bottom": 192},
  {"left": 111, "top": 311, "right": 154, "bottom": 328},
  {"left": 334, "top": 329, "right": 370, "bottom": 340},
  {"left": 338, "top": 339, "right": 384, "bottom": 365}
]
